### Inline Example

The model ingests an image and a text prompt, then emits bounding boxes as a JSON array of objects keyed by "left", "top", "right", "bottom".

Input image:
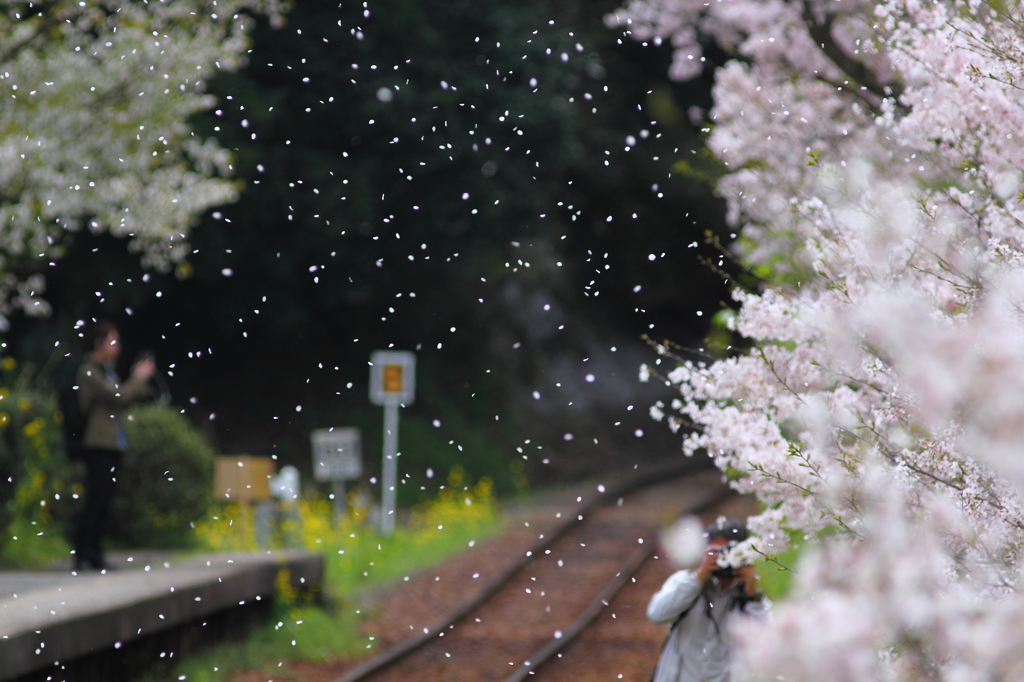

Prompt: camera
[{"left": 710, "top": 541, "right": 739, "bottom": 579}]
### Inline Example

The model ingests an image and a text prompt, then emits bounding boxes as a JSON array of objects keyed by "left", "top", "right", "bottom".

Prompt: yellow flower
[
  {"left": 447, "top": 464, "right": 465, "bottom": 487},
  {"left": 0, "top": 413, "right": 10, "bottom": 428},
  {"left": 2, "top": 357, "right": 16, "bottom": 371},
  {"left": 0, "top": 387, "right": 8, "bottom": 401},
  {"left": 18, "top": 397, "right": 31, "bottom": 413},
  {"left": 275, "top": 568, "right": 298, "bottom": 605},
  {"left": 23, "top": 418, "right": 44, "bottom": 437}
]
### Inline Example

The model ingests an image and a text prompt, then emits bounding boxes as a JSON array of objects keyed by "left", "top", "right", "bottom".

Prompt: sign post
[
  {"left": 369, "top": 350, "right": 416, "bottom": 536},
  {"left": 310, "top": 427, "right": 362, "bottom": 520}
]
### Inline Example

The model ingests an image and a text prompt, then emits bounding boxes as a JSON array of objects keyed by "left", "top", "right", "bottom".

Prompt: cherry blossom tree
[
  {"left": 0, "top": 0, "right": 284, "bottom": 324},
  {"left": 611, "top": 0, "right": 1024, "bottom": 678}
]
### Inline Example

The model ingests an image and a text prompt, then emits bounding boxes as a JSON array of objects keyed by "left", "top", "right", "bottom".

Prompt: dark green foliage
[
  {"left": 393, "top": 412, "right": 519, "bottom": 505},
  {"left": 121, "top": 0, "right": 594, "bottom": 479},
  {"left": 19, "top": 0, "right": 732, "bottom": 493},
  {"left": 107, "top": 406, "right": 215, "bottom": 549},
  {"left": 180, "top": 0, "right": 586, "bottom": 342},
  {"left": 0, "top": 357, "right": 80, "bottom": 567}
]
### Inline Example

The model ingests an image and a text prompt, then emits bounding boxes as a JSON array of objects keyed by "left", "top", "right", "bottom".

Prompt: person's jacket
[
  {"left": 648, "top": 570, "right": 771, "bottom": 682},
  {"left": 76, "top": 358, "right": 149, "bottom": 451}
]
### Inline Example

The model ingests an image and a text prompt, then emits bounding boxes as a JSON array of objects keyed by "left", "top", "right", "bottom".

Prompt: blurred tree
[{"left": 17, "top": 0, "right": 730, "bottom": 493}]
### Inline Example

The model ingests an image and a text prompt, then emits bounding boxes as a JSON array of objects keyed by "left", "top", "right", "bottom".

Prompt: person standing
[
  {"left": 648, "top": 518, "right": 771, "bottom": 682},
  {"left": 73, "top": 320, "right": 155, "bottom": 572}
]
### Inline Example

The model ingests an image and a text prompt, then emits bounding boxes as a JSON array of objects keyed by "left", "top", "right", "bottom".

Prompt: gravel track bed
[
  {"left": 230, "top": 469, "right": 750, "bottom": 682},
  {"left": 536, "top": 494, "right": 759, "bottom": 682}
]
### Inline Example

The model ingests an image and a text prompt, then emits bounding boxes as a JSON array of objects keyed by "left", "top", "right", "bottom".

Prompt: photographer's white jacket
[{"left": 648, "top": 570, "right": 771, "bottom": 682}]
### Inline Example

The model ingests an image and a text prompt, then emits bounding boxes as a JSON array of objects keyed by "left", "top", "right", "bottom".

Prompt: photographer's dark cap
[{"left": 705, "top": 517, "right": 749, "bottom": 542}]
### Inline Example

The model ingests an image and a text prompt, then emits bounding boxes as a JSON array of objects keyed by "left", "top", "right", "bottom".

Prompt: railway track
[{"left": 332, "top": 463, "right": 740, "bottom": 682}]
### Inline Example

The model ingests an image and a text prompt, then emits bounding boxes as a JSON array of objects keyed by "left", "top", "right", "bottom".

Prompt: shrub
[
  {"left": 107, "top": 405, "right": 215, "bottom": 549},
  {"left": 0, "top": 358, "right": 78, "bottom": 568},
  {"left": 389, "top": 411, "right": 522, "bottom": 504}
]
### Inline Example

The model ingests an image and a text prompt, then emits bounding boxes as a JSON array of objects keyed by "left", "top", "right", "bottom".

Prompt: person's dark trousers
[{"left": 74, "top": 448, "right": 121, "bottom": 571}]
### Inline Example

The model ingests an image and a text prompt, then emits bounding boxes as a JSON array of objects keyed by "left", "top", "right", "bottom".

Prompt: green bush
[
  {"left": 107, "top": 405, "right": 215, "bottom": 549},
  {"left": 0, "top": 358, "right": 78, "bottom": 568}
]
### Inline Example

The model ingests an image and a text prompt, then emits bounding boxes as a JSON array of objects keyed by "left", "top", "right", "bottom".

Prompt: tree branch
[
  {"left": 800, "top": 1, "right": 905, "bottom": 104},
  {"left": 0, "top": 1, "right": 83, "bottom": 66}
]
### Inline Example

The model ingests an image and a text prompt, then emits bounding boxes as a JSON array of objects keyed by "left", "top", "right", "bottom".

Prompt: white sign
[
  {"left": 369, "top": 350, "right": 416, "bottom": 406},
  {"left": 311, "top": 428, "right": 362, "bottom": 482}
]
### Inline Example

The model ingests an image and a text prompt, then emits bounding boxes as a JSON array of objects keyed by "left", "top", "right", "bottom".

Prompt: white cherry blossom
[{"left": 0, "top": 0, "right": 286, "bottom": 320}]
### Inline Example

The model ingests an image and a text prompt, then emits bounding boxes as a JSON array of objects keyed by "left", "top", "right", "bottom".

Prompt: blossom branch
[{"left": 799, "top": 0, "right": 905, "bottom": 103}]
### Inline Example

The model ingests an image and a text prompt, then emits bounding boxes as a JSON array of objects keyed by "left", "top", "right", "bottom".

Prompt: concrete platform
[{"left": 0, "top": 551, "right": 323, "bottom": 681}]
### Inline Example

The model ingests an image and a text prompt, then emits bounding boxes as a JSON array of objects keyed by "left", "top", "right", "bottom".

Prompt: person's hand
[
  {"left": 734, "top": 564, "right": 760, "bottom": 596},
  {"left": 695, "top": 545, "right": 723, "bottom": 584},
  {"left": 132, "top": 357, "right": 156, "bottom": 381}
]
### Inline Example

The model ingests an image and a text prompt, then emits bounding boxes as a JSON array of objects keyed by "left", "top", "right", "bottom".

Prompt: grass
[
  {"left": 754, "top": 531, "right": 805, "bottom": 602},
  {"left": 0, "top": 515, "right": 71, "bottom": 568},
  {"left": 141, "top": 469, "right": 502, "bottom": 681},
  {"left": 147, "top": 605, "right": 367, "bottom": 682}
]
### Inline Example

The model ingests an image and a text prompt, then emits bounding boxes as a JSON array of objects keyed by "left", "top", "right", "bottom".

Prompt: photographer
[
  {"left": 648, "top": 518, "right": 771, "bottom": 682},
  {"left": 73, "top": 320, "right": 155, "bottom": 572}
]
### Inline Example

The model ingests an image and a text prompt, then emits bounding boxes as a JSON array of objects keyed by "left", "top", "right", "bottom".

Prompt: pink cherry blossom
[{"left": 614, "top": 0, "right": 1024, "bottom": 677}]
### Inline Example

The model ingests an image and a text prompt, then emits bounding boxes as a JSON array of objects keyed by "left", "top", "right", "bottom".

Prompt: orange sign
[
  {"left": 370, "top": 350, "right": 415, "bottom": 405},
  {"left": 382, "top": 364, "right": 404, "bottom": 393}
]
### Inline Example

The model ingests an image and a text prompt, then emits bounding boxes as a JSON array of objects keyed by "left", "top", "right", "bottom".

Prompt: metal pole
[
  {"left": 332, "top": 480, "right": 347, "bottom": 522},
  {"left": 381, "top": 401, "right": 399, "bottom": 536}
]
